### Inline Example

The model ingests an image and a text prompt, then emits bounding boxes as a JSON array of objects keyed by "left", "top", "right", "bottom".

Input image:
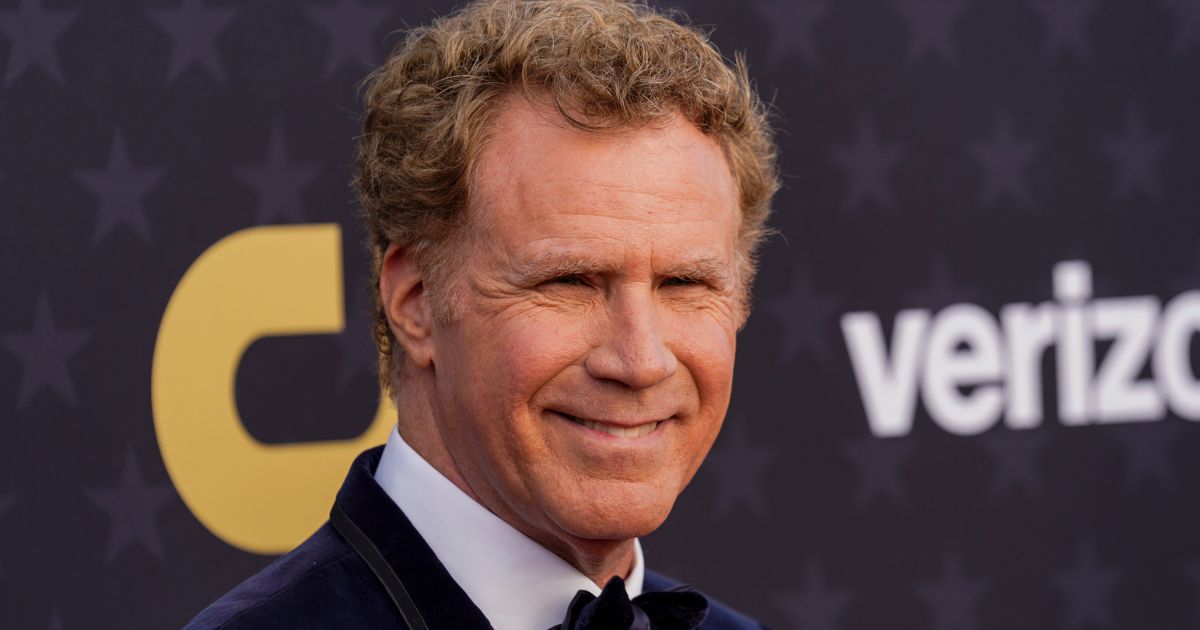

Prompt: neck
[
  {"left": 557, "top": 537, "right": 637, "bottom": 588},
  {"left": 393, "top": 371, "right": 639, "bottom": 588}
]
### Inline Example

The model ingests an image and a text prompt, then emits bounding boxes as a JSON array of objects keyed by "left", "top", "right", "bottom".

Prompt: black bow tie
[{"left": 552, "top": 575, "right": 709, "bottom": 630}]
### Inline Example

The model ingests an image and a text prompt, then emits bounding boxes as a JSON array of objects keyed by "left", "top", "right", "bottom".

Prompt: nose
[{"left": 584, "top": 290, "right": 679, "bottom": 390}]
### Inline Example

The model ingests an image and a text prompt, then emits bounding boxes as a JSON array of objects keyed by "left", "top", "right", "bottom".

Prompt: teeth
[{"left": 564, "top": 414, "right": 659, "bottom": 438}]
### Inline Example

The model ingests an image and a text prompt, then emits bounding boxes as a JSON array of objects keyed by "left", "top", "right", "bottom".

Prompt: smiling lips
[{"left": 558, "top": 412, "right": 662, "bottom": 438}]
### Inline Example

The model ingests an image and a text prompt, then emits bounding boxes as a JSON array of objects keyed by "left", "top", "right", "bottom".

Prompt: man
[{"left": 188, "top": 0, "right": 778, "bottom": 628}]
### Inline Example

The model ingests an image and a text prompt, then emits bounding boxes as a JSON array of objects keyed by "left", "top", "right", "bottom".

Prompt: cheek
[
  {"left": 458, "top": 313, "right": 591, "bottom": 485},
  {"left": 508, "top": 310, "right": 590, "bottom": 369},
  {"left": 460, "top": 309, "right": 590, "bottom": 414},
  {"left": 673, "top": 313, "right": 737, "bottom": 397}
]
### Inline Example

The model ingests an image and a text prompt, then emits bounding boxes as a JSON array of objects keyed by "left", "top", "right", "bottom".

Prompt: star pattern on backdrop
[
  {"left": 1110, "top": 422, "right": 1180, "bottom": 489},
  {"left": 753, "top": 0, "right": 829, "bottom": 65},
  {"left": 979, "top": 429, "right": 1051, "bottom": 498},
  {"left": 0, "top": 291, "right": 90, "bottom": 408},
  {"left": 702, "top": 418, "right": 776, "bottom": 520},
  {"left": 306, "top": 0, "right": 391, "bottom": 77},
  {"left": 970, "top": 112, "right": 1038, "bottom": 208},
  {"left": 905, "top": 256, "right": 980, "bottom": 310},
  {"left": 915, "top": 553, "right": 990, "bottom": 630},
  {"left": 893, "top": 0, "right": 965, "bottom": 63},
  {"left": 85, "top": 448, "right": 174, "bottom": 564},
  {"left": 75, "top": 129, "right": 165, "bottom": 244},
  {"left": 1051, "top": 542, "right": 1120, "bottom": 630},
  {"left": 1161, "top": 0, "right": 1200, "bottom": 57},
  {"left": 775, "top": 560, "right": 852, "bottom": 630},
  {"left": 0, "top": 0, "right": 1195, "bottom": 626},
  {"left": 1102, "top": 105, "right": 1170, "bottom": 204},
  {"left": 148, "top": 0, "right": 238, "bottom": 82},
  {"left": 843, "top": 436, "right": 914, "bottom": 510},
  {"left": 235, "top": 125, "right": 321, "bottom": 225},
  {"left": 832, "top": 116, "right": 903, "bottom": 212},
  {"left": 1029, "top": 0, "right": 1098, "bottom": 61},
  {"left": 0, "top": 0, "right": 76, "bottom": 87},
  {"left": 765, "top": 264, "right": 841, "bottom": 364}
]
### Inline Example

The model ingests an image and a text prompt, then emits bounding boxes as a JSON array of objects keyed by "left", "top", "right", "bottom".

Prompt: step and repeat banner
[{"left": 1, "top": 0, "right": 1197, "bottom": 627}]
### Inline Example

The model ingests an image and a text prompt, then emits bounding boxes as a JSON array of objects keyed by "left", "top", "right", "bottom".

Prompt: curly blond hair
[{"left": 354, "top": 0, "right": 779, "bottom": 392}]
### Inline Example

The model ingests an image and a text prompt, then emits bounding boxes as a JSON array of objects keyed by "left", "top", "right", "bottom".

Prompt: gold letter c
[{"left": 152, "top": 224, "right": 394, "bottom": 554}]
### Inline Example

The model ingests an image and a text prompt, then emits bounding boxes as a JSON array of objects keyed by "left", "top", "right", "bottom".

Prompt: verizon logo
[{"left": 841, "top": 261, "right": 1200, "bottom": 437}]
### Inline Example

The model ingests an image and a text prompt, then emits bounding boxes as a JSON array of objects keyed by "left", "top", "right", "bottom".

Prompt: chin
[{"left": 546, "top": 482, "right": 678, "bottom": 542}]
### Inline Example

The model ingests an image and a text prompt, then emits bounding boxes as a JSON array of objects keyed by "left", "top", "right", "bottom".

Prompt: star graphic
[
  {"left": 306, "top": 0, "right": 391, "bottom": 77},
  {"left": 1052, "top": 543, "right": 1120, "bottom": 630},
  {"left": 978, "top": 429, "right": 1050, "bottom": 498},
  {"left": 0, "top": 0, "right": 76, "bottom": 87},
  {"left": 149, "top": 0, "right": 237, "bottom": 82},
  {"left": 235, "top": 125, "right": 321, "bottom": 225},
  {"left": 904, "top": 257, "right": 980, "bottom": 310},
  {"left": 776, "top": 560, "right": 852, "bottom": 630},
  {"left": 970, "top": 112, "right": 1038, "bottom": 208},
  {"left": 1029, "top": 0, "right": 1098, "bottom": 61},
  {"left": 1161, "top": 0, "right": 1200, "bottom": 57},
  {"left": 831, "top": 116, "right": 903, "bottom": 212},
  {"left": 1102, "top": 105, "right": 1170, "bottom": 204},
  {"left": 753, "top": 0, "right": 829, "bottom": 65},
  {"left": 765, "top": 264, "right": 841, "bottom": 365},
  {"left": 1110, "top": 423, "right": 1180, "bottom": 489},
  {"left": 894, "top": 0, "right": 966, "bottom": 63},
  {"left": 75, "top": 129, "right": 165, "bottom": 244},
  {"left": 702, "top": 418, "right": 775, "bottom": 520},
  {"left": 0, "top": 291, "right": 89, "bottom": 407},
  {"left": 915, "top": 553, "right": 989, "bottom": 630},
  {"left": 85, "top": 448, "right": 174, "bottom": 563},
  {"left": 843, "top": 436, "right": 913, "bottom": 510}
]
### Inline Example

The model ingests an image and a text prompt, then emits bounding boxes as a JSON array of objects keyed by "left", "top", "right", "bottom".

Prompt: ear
[{"left": 379, "top": 243, "right": 436, "bottom": 369}]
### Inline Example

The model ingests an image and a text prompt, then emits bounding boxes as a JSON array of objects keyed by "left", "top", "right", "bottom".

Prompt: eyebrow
[
  {"left": 662, "top": 256, "right": 731, "bottom": 286},
  {"left": 510, "top": 251, "right": 732, "bottom": 287}
]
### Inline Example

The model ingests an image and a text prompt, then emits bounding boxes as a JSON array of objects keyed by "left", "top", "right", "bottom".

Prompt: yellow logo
[{"left": 152, "top": 224, "right": 393, "bottom": 554}]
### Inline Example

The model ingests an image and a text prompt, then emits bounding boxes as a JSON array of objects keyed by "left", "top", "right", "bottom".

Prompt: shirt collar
[{"left": 373, "top": 426, "right": 644, "bottom": 630}]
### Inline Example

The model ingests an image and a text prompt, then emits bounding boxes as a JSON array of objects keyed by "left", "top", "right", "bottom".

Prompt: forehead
[{"left": 468, "top": 97, "right": 740, "bottom": 261}]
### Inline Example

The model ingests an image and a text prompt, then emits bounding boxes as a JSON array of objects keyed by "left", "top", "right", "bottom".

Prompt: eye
[
  {"left": 662, "top": 276, "right": 700, "bottom": 288},
  {"left": 547, "top": 275, "right": 589, "bottom": 287}
]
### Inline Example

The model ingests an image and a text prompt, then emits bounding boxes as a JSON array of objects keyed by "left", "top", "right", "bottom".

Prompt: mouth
[{"left": 554, "top": 412, "right": 662, "bottom": 438}]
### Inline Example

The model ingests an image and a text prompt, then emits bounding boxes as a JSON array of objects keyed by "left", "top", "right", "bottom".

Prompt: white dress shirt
[{"left": 373, "top": 426, "right": 645, "bottom": 630}]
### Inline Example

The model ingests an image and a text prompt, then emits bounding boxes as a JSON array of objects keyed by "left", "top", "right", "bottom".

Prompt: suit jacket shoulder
[
  {"left": 184, "top": 523, "right": 403, "bottom": 629},
  {"left": 185, "top": 446, "right": 491, "bottom": 629}
]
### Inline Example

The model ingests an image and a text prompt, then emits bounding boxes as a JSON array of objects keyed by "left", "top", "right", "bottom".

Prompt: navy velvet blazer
[{"left": 186, "top": 447, "right": 765, "bottom": 629}]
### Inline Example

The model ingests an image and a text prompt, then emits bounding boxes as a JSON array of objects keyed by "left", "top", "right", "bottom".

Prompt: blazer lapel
[{"left": 334, "top": 447, "right": 494, "bottom": 629}]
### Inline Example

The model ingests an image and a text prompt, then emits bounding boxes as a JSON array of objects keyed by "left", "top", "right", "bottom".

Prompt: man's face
[{"left": 427, "top": 98, "right": 741, "bottom": 547}]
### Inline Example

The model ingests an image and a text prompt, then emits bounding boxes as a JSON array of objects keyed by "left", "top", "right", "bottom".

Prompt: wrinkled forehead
[{"left": 466, "top": 95, "right": 739, "bottom": 242}]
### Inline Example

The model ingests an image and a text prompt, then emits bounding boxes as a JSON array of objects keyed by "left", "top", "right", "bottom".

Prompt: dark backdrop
[{"left": 1, "top": 0, "right": 1198, "bottom": 628}]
